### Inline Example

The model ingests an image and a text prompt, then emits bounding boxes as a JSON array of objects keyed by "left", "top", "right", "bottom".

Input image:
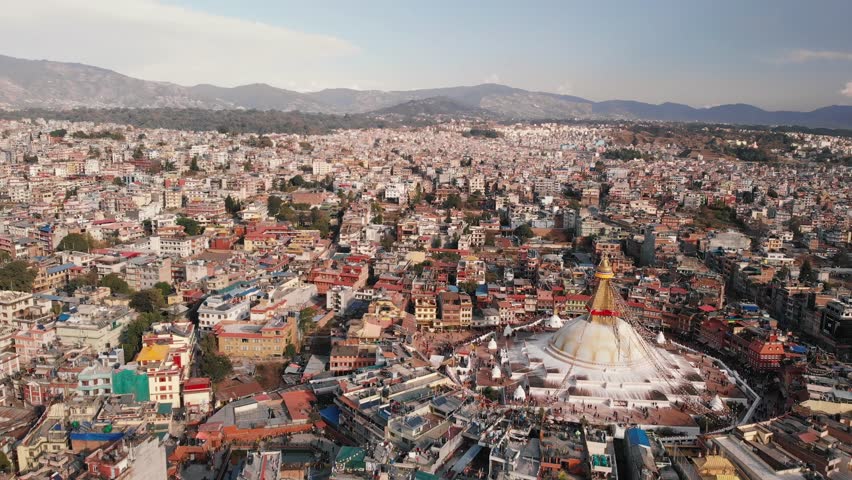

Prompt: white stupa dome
[
  {"left": 491, "top": 365, "right": 502, "bottom": 380},
  {"left": 514, "top": 385, "right": 526, "bottom": 401},
  {"left": 656, "top": 331, "right": 666, "bottom": 345},
  {"left": 546, "top": 313, "right": 564, "bottom": 329},
  {"left": 709, "top": 395, "right": 725, "bottom": 412},
  {"left": 547, "top": 315, "right": 652, "bottom": 368},
  {"left": 503, "top": 325, "right": 514, "bottom": 337},
  {"left": 544, "top": 256, "right": 654, "bottom": 369},
  {"left": 487, "top": 338, "right": 498, "bottom": 351}
]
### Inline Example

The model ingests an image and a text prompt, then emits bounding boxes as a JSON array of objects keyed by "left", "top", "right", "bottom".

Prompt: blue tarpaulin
[{"left": 319, "top": 405, "right": 340, "bottom": 427}]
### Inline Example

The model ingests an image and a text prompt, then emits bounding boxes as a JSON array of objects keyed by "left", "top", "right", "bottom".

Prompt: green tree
[
  {"left": 49, "top": 128, "right": 67, "bottom": 138},
  {"left": 289, "top": 175, "right": 306, "bottom": 187},
  {"left": 100, "top": 273, "right": 131, "bottom": 294},
  {"left": 113, "top": 177, "right": 125, "bottom": 187},
  {"left": 459, "top": 280, "right": 479, "bottom": 297},
  {"left": 57, "top": 233, "right": 91, "bottom": 252},
  {"left": 225, "top": 195, "right": 242, "bottom": 215},
  {"left": 0, "top": 449, "right": 12, "bottom": 473},
  {"left": 176, "top": 217, "right": 202, "bottom": 236},
  {"left": 153, "top": 281, "right": 173, "bottom": 299},
  {"left": 284, "top": 343, "right": 297, "bottom": 358},
  {"left": 381, "top": 233, "right": 395, "bottom": 251},
  {"left": 120, "top": 312, "right": 161, "bottom": 362},
  {"left": 267, "top": 195, "right": 283, "bottom": 217},
  {"left": 129, "top": 289, "right": 166, "bottom": 313},
  {"left": 0, "top": 261, "right": 37, "bottom": 291},
  {"left": 514, "top": 223, "right": 534, "bottom": 240},
  {"left": 199, "top": 334, "right": 233, "bottom": 383},
  {"left": 190, "top": 155, "right": 200, "bottom": 172},
  {"left": 799, "top": 259, "right": 817, "bottom": 283},
  {"left": 299, "top": 307, "right": 317, "bottom": 333},
  {"left": 442, "top": 194, "right": 462, "bottom": 209}
]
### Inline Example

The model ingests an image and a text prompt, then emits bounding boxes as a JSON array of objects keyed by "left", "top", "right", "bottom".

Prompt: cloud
[
  {"left": 842, "top": 81, "right": 852, "bottom": 98},
  {"left": 555, "top": 82, "right": 573, "bottom": 95},
  {"left": 1, "top": 0, "right": 358, "bottom": 88},
  {"left": 782, "top": 49, "right": 852, "bottom": 63},
  {"left": 483, "top": 73, "right": 501, "bottom": 84}
]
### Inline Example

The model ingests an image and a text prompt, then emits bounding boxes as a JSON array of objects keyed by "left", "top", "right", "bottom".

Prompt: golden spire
[
  {"left": 587, "top": 255, "right": 618, "bottom": 325},
  {"left": 595, "top": 254, "right": 614, "bottom": 280}
]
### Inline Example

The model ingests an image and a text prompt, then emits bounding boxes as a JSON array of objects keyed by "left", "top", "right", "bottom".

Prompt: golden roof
[
  {"left": 137, "top": 344, "right": 170, "bottom": 363},
  {"left": 588, "top": 255, "right": 618, "bottom": 325}
]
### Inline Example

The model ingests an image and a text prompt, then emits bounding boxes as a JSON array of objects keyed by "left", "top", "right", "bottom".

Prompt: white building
[{"left": 197, "top": 296, "right": 251, "bottom": 331}]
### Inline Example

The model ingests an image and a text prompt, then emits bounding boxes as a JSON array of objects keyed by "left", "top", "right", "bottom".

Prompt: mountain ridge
[{"left": 1, "top": 54, "right": 851, "bottom": 128}]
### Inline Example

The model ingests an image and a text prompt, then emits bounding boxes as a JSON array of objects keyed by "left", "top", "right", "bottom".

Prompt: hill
[{"left": 1, "top": 54, "right": 851, "bottom": 128}]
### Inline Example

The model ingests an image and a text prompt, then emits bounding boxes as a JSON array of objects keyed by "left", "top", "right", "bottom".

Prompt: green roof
[
  {"left": 335, "top": 446, "right": 366, "bottom": 471},
  {"left": 414, "top": 472, "right": 440, "bottom": 480},
  {"left": 156, "top": 403, "right": 173, "bottom": 415}
]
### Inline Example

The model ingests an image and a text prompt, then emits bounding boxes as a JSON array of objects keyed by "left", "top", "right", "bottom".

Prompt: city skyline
[{"left": 2, "top": 0, "right": 851, "bottom": 110}]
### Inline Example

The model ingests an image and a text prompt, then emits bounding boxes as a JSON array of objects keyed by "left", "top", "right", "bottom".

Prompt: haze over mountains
[{"left": 1, "top": 54, "right": 851, "bottom": 129}]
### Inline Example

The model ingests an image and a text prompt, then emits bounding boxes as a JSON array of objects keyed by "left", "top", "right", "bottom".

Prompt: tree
[
  {"left": 153, "top": 281, "right": 173, "bottom": 299},
  {"left": 120, "top": 312, "right": 160, "bottom": 362},
  {"left": 0, "top": 450, "right": 12, "bottom": 473},
  {"left": 129, "top": 289, "right": 166, "bottom": 313},
  {"left": 57, "top": 233, "right": 91, "bottom": 252},
  {"left": 176, "top": 217, "right": 202, "bottom": 236},
  {"left": 799, "top": 259, "right": 817, "bottom": 283},
  {"left": 459, "top": 280, "right": 479, "bottom": 297},
  {"left": 113, "top": 177, "right": 125, "bottom": 187},
  {"left": 431, "top": 236, "right": 441, "bottom": 249},
  {"left": 225, "top": 195, "right": 242, "bottom": 215},
  {"left": 299, "top": 307, "right": 317, "bottom": 333},
  {"left": 0, "top": 261, "right": 37, "bottom": 291},
  {"left": 514, "top": 224, "right": 534, "bottom": 240},
  {"left": 442, "top": 194, "right": 462, "bottom": 210},
  {"left": 190, "top": 156, "right": 201, "bottom": 172},
  {"left": 199, "top": 334, "right": 233, "bottom": 383},
  {"left": 267, "top": 195, "right": 283, "bottom": 217},
  {"left": 284, "top": 343, "right": 297, "bottom": 358},
  {"left": 289, "top": 175, "right": 306, "bottom": 187},
  {"left": 49, "top": 128, "right": 67, "bottom": 138},
  {"left": 100, "top": 273, "right": 131, "bottom": 294},
  {"left": 381, "top": 233, "right": 395, "bottom": 251}
]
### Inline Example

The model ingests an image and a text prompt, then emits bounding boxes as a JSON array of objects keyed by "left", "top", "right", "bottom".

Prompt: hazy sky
[{"left": 3, "top": 0, "right": 852, "bottom": 110}]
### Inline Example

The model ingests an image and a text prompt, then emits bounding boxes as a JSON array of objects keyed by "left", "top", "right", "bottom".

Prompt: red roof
[{"left": 699, "top": 305, "right": 717, "bottom": 312}]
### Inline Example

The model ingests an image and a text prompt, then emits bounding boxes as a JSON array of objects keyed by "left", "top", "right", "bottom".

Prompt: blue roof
[
  {"left": 626, "top": 428, "right": 650, "bottom": 448},
  {"left": 47, "top": 263, "right": 75, "bottom": 274},
  {"left": 790, "top": 345, "right": 808, "bottom": 354},
  {"left": 57, "top": 313, "right": 71, "bottom": 322},
  {"left": 320, "top": 405, "right": 340, "bottom": 427}
]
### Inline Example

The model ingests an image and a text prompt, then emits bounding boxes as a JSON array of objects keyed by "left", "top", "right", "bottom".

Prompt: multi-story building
[
  {"left": 149, "top": 235, "right": 207, "bottom": 258},
  {"left": 55, "top": 305, "right": 133, "bottom": 352},
  {"left": 197, "top": 295, "right": 251, "bottom": 331},
  {"left": 124, "top": 256, "right": 172, "bottom": 291},
  {"left": 329, "top": 344, "right": 377, "bottom": 373},
  {"left": 215, "top": 317, "right": 298, "bottom": 358},
  {"left": 414, "top": 294, "right": 437, "bottom": 329},
  {"left": 437, "top": 292, "right": 473, "bottom": 329},
  {"left": 137, "top": 344, "right": 182, "bottom": 408},
  {"left": 822, "top": 297, "right": 852, "bottom": 356},
  {"left": 14, "top": 324, "right": 57, "bottom": 362}
]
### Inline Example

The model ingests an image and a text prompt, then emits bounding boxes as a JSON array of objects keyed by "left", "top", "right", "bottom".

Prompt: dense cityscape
[{"left": 0, "top": 114, "right": 848, "bottom": 480}]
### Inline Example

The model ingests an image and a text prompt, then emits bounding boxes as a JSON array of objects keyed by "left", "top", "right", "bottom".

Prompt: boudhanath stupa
[{"left": 482, "top": 256, "right": 749, "bottom": 415}]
